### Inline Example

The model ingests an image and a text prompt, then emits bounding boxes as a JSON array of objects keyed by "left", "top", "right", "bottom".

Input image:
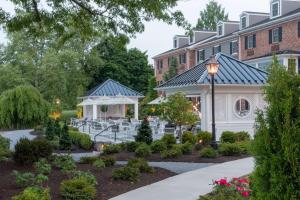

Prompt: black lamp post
[{"left": 206, "top": 56, "right": 219, "bottom": 149}]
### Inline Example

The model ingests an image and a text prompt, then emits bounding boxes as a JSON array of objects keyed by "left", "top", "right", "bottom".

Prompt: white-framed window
[
  {"left": 213, "top": 45, "right": 221, "bottom": 55},
  {"left": 173, "top": 39, "right": 178, "bottom": 48},
  {"left": 189, "top": 33, "right": 194, "bottom": 44},
  {"left": 197, "top": 49, "right": 205, "bottom": 63},
  {"left": 271, "top": 1, "right": 280, "bottom": 18},
  {"left": 288, "top": 58, "right": 297, "bottom": 72},
  {"left": 179, "top": 53, "right": 186, "bottom": 64},
  {"left": 230, "top": 41, "right": 238, "bottom": 55},
  {"left": 241, "top": 16, "right": 247, "bottom": 29},
  {"left": 235, "top": 98, "right": 250, "bottom": 117},
  {"left": 248, "top": 35, "right": 254, "bottom": 49},
  {"left": 218, "top": 24, "right": 223, "bottom": 36},
  {"left": 272, "top": 28, "right": 280, "bottom": 43}
]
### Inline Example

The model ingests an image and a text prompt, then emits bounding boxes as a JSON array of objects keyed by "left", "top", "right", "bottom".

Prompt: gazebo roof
[
  {"left": 84, "top": 79, "right": 144, "bottom": 97},
  {"left": 157, "top": 53, "right": 268, "bottom": 89}
]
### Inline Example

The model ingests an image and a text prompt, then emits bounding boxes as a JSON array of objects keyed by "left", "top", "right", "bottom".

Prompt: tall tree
[
  {"left": 195, "top": 0, "right": 228, "bottom": 31},
  {"left": 251, "top": 57, "right": 300, "bottom": 200},
  {"left": 0, "top": 0, "right": 189, "bottom": 41},
  {"left": 163, "top": 57, "right": 178, "bottom": 81}
]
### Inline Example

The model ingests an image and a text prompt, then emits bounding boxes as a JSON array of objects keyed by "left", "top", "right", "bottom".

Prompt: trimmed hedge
[
  {"left": 196, "top": 131, "right": 212, "bottom": 146},
  {"left": 68, "top": 131, "right": 93, "bottom": 150},
  {"left": 220, "top": 131, "right": 236, "bottom": 143},
  {"left": 112, "top": 166, "right": 140, "bottom": 182},
  {"left": 135, "top": 143, "right": 152, "bottom": 157},
  {"left": 199, "top": 147, "right": 217, "bottom": 158},
  {"left": 150, "top": 140, "right": 167, "bottom": 153}
]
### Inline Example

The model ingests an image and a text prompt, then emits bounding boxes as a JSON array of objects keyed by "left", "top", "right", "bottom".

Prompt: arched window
[{"left": 235, "top": 98, "right": 250, "bottom": 117}]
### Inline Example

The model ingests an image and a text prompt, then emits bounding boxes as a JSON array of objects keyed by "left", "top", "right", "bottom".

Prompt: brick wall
[{"left": 240, "top": 20, "right": 300, "bottom": 61}]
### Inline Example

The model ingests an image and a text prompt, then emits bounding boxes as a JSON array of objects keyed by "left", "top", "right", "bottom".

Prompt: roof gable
[
  {"left": 157, "top": 53, "right": 268, "bottom": 89},
  {"left": 85, "top": 79, "right": 144, "bottom": 97}
]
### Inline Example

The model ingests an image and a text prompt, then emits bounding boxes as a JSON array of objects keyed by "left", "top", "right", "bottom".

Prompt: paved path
[
  {"left": 117, "top": 161, "right": 214, "bottom": 174},
  {"left": 0, "top": 129, "right": 34, "bottom": 150},
  {"left": 110, "top": 157, "right": 254, "bottom": 200}
]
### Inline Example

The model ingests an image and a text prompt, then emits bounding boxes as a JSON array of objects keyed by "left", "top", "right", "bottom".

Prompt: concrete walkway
[
  {"left": 117, "top": 161, "right": 214, "bottom": 174},
  {"left": 110, "top": 157, "right": 254, "bottom": 200},
  {"left": 0, "top": 129, "right": 35, "bottom": 150}
]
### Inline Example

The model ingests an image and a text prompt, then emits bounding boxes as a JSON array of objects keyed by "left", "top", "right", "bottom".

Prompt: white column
[
  {"left": 92, "top": 104, "right": 97, "bottom": 120},
  {"left": 200, "top": 92, "right": 207, "bottom": 131},
  {"left": 82, "top": 105, "right": 87, "bottom": 119},
  {"left": 134, "top": 102, "right": 139, "bottom": 120}
]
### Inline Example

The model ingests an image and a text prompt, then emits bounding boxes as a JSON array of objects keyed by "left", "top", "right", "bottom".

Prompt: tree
[
  {"left": 59, "top": 122, "right": 72, "bottom": 150},
  {"left": 161, "top": 93, "right": 198, "bottom": 140},
  {"left": 146, "top": 76, "right": 158, "bottom": 102},
  {"left": 163, "top": 57, "right": 178, "bottom": 81},
  {"left": 0, "top": 0, "right": 189, "bottom": 41},
  {"left": 0, "top": 85, "right": 49, "bottom": 129},
  {"left": 251, "top": 57, "right": 300, "bottom": 200},
  {"left": 135, "top": 118, "right": 153, "bottom": 145},
  {"left": 45, "top": 119, "right": 55, "bottom": 140},
  {"left": 195, "top": 0, "right": 228, "bottom": 31}
]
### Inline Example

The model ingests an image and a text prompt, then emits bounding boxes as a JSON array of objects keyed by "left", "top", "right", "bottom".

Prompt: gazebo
[{"left": 78, "top": 79, "right": 144, "bottom": 120}]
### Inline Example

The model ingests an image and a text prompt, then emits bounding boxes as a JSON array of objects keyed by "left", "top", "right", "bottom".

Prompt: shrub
[
  {"left": 199, "top": 147, "right": 217, "bottom": 158},
  {"left": 135, "top": 143, "right": 152, "bottom": 157},
  {"left": 71, "top": 171, "right": 97, "bottom": 186},
  {"left": 196, "top": 131, "right": 212, "bottom": 146},
  {"left": 92, "top": 159, "right": 105, "bottom": 170},
  {"left": 181, "top": 142, "right": 193, "bottom": 155},
  {"left": 150, "top": 140, "right": 167, "bottom": 153},
  {"left": 135, "top": 118, "right": 153, "bottom": 144},
  {"left": 12, "top": 171, "right": 48, "bottom": 187},
  {"left": 49, "top": 136, "right": 60, "bottom": 150},
  {"left": 12, "top": 187, "right": 51, "bottom": 200},
  {"left": 127, "top": 158, "right": 154, "bottom": 173},
  {"left": 235, "top": 131, "right": 250, "bottom": 142},
  {"left": 45, "top": 119, "right": 55, "bottom": 140},
  {"left": 60, "top": 110, "right": 77, "bottom": 123},
  {"left": 34, "top": 158, "right": 51, "bottom": 175},
  {"left": 194, "top": 143, "right": 204, "bottom": 151},
  {"left": 182, "top": 131, "right": 196, "bottom": 144},
  {"left": 161, "top": 145, "right": 182, "bottom": 159},
  {"left": 161, "top": 134, "right": 176, "bottom": 148},
  {"left": 60, "top": 177, "right": 96, "bottom": 200},
  {"left": 102, "top": 156, "right": 116, "bottom": 167},
  {"left": 237, "top": 141, "right": 252, "bottom": 155},
  {"left": 0, "top": 135, "right": 10, "bottom": 150},
  {"left": 60, "top": 122, "right": 72, "bottom": 150},
  {"left": 0, "top": 135, "right": 10, "bottom": 161},
  {"left": 103, "top": 144, "right": 121, "bottom": 155},
  {"left": 0, "top": 85, "right": 49, "bottom": 129},
  {"left": 126, "top": 141, "right": 140, "bottom": 152},
  {"left": 218, "top": 143, "right": 242, "bottom": 156},
  {"left": 112, "top": 166, "right": 140, "bottom": 182},
  {"left": 53, "top": 155, "right": 76, "bottom": 173},
  {"left": 220, "top": 131, "right": 236, "bottom": 143},
  {"left": 69, "top": 131, "right": 93, "bottom": 150},
  {"left": 79, "top": 156, "right": 98, "bottom": 164},
  {"left": 13, "top": 138, "right": 53, "bottom": 165}
]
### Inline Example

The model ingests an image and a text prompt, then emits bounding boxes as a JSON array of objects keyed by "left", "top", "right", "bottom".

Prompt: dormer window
[
  {"left": 241, "top": 16, "right": 247, "bottom": 29},
  {"left": 173, "top": 38, "right": 178, "bottom": 48},
  {"left": 189, "top": 33, "right": 194, "bottom": 44},
  {"left": 271, "top": 1, "right": 280, "bottom": 18},
  {"left": 218, "top": 24, "right": 223, "bottom": 36}
]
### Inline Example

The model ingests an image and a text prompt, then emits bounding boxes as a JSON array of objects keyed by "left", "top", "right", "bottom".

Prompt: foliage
[
  {"left": 12, "top": 171, "right": 48, "bottom": 188},
  {"left": 34, "top": 159, "right": 52, "bottom": 175},
  {"left": 0, "top": 135, "right": 10, "bottom": 150},
  {"left": 13, "top": 138, "right": 53, "bottom": 165},
  {"left": 103, "top": 144, "right": 121, "bottom": 155},
  {"left": 196, "top": 131, "right": 212, "bottom": 146},
  {"left": 135, "top": 118, "right": 153, "bottom": 144},
  {"left": 59, "top": 122, "right": 72, "bottom": 150},
  {"left": 199, "top": 177, "right": 250, "bottom": 200},
  {"left": 195, "top": 0, "right": 228, "bottom": 31},
  {"left": 150, "top": 140, "right": 167, "bottom": 153},
  {"left": 126, "top": 141, "right": 140, "bottom": 152},
  {"left": 12, "top": 187, "right": 51, "bottom": 200},
  {"left": 135, "top": 143, "right": 152, "bottom": 157},
  {"left": 199, "top": 147, "right": 217, "bottom": 158},
  {"left": 220, "top": 131, "right": 236, "bottom": 144},
  {"left": 145, "top": 76, "right": 158, "bottom": 102},
  {"left": 237, "top": 141, "right": 252, "bottom": 155},
  {"left": 161, "top": 145, "right": 182, "bottom": 159},
  {"left": 79, "top": 156, "right": 98, "bottom": 164},
  {"left": 60, "top": 177, "right": 96, "bottom": 200},
  {"left": 251, "top": 57, "right": 300, "bottom": 200},
  {"left": 60, "top": 110, "right": 77, "bottom": 123},
  {"left": 161, "top": 93, "right": 198, "bottom": 133},
  {"left": 71, "top": 171, "right": 98, "bottom": 186},
  {"left": 45, "top": 119, "right": 55, "bottom": 140},
  {"left": 182, "top": 131, "right": 197, "bottom": 144},
  {"left": 0, "top": 85, "right": 49, "bottom": 129},
  {"left": 235, "top": 131, "right": 250, "bottom": 142},
  {"left": 0, "top": 135, "right": 10, "bottom": 161},
  {"left": 92, "top": 159, "right": 106, "bottom": 170},
  {"left": 218, "top": 143, "right": 242, "bottom": 156},
  {"left": 53, "top": 155, "right": 76, "bottom": 174},
  {"left": 102, "top": 157, "right": 116, "bottom": 167},
  {"left": 181, "top": 142, "right": 193, "bottom": 155},
  {"left": 69, "top": 131, "right": 93, "bottom": 150},
  {"left": 163, "top": 57, "right": 178, "bottom": 81},
  {"left": 161, "top": 134, "right": 177, "bottom": 149},
  {"left": 112, "top": 166, "right": 140, "bottom": 182},
  {"left": 127, "top": 158, "right": 154, "bottom": 173}
]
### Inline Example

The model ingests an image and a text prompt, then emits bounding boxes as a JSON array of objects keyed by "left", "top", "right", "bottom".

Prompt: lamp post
[{"left": 206, "top": 56, "right": 219, "bottom": 149}]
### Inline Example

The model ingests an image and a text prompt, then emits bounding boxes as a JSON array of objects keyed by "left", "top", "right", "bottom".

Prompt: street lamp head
[
  {"left": 206, "top": 56, "right": 219, "bottom": 75},
  {"left": 55, "top": 98, "right": 61, "bottom": 105}
]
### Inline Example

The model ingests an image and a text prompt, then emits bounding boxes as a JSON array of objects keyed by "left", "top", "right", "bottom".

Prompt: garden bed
[
  {"left": 0, "top": 161, "right": 176, "bottom": 200},
  {"left": 112, "top": 151, "right": 250, "bottom": 163}
]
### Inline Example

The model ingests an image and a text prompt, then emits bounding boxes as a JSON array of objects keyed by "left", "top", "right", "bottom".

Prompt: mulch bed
[
  {"left": 0, "top": 161, "right": 176, "bottom": 200},
  {"left": 113, "top": 151, "right": 250, "bottom": 163}
]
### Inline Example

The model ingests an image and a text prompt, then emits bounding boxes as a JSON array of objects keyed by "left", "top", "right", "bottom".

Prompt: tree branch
[{"left": 32, "top": 0, "right": 41, "bottom": 22}]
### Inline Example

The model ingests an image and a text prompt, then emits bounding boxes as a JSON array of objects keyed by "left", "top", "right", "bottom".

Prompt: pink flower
[
  {"left": 241, "top": 191, "right": 250, "bottom": 197},
  {"left": 236, "top": 186, "right": 244, "bottom": 191},
  {"left": 219, "top": 179, "right": 228, "bottom": 185},
  {"left": 226, "top": 183, "right": 231, "bottom": 187},
  {"left": 238, "top": 178, "right": 249, "bottom": 184}
]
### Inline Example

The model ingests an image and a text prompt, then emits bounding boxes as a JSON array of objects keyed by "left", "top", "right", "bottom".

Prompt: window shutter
[
  {"left": 278, "top": 27, "right": 282, "bottom": 42},
  {"left": 269, "top": 30, "right": 273, "bottom": 44},
  {"left": 245, "top": 36, "right": 248, "bottom": 49},
  {"left": 203, "top": 50, "right": 205, "bottom": 60},
  {"left": 212, "top": 47, "right": 215, "bottom": 55},
  {"left": 253, "top": 34, "right": 256, "bottom": 48},
  {"left": 197, "top": 51, "right": 200, "bottom": 62},
  {"left": 230, "top": 42, "right": 233, "bottom": 54},
  {"left": 218, "top": 45, "right": 221, "bottom": 53},
  {"left": 298, "top": 22, "right": 300, "bottom": 37},
  {"left": 298, "top": 58, "right": 300, "bottom": 74}
]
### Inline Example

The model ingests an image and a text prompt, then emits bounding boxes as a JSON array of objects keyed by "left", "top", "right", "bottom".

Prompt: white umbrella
[{"left": 148, "top": 97, "right": 167, "bottom": 105}]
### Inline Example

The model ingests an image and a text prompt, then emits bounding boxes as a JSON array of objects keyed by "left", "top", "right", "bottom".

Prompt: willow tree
[
  {"left": 251, "top": 57, "right": 300, "bottom": 200},
  {"left": 0, "top": 85, "right": 50, "bottom": 129}
]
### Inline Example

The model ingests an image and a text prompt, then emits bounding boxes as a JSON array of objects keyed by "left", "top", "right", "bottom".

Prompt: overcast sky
[{"left": 0, "top": 0, "right": 270, "bottom": 64}]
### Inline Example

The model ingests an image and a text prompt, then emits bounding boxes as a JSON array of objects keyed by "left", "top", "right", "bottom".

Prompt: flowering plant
[{"left": 212, "top": 177, "right": 251, "bottom": 198}]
